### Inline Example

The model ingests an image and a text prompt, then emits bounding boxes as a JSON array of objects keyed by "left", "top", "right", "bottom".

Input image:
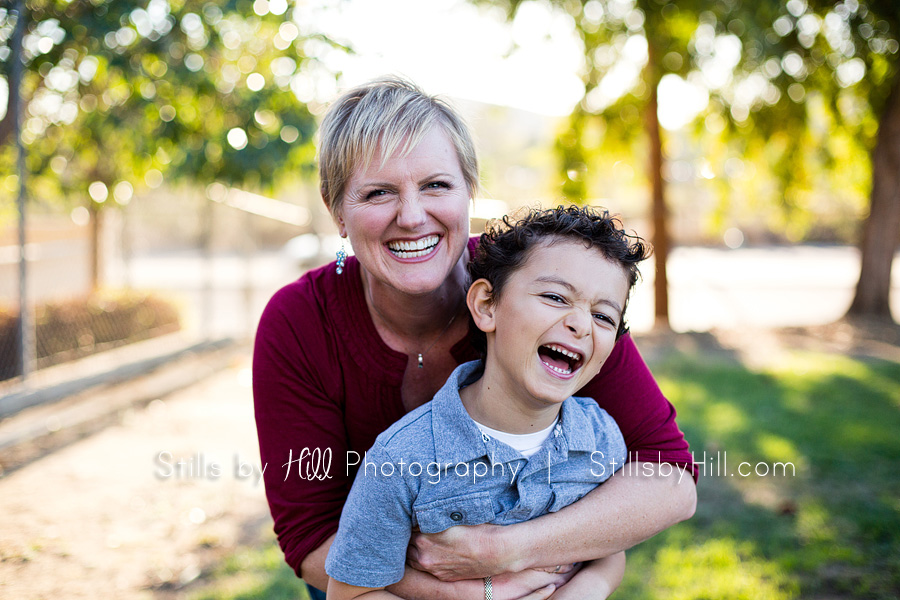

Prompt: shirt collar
[
  {"left": 431, "top": 360, "right": 598, "bottom": 464},
  {"left": 431, "top": 360, "right": 495, "bottom": 465}
]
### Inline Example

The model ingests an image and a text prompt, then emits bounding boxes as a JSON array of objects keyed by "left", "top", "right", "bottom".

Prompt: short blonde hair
[{"left": 317, "top": 76, "right": 479, "bottom": 214}]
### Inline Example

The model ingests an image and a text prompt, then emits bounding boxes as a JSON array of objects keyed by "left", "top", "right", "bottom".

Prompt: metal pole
[
  {"left": 243, "top": 210, "right": 254, "bottom": 340},
  {"left": 12, "top": 0, "right": 32, "bottom": 381}
]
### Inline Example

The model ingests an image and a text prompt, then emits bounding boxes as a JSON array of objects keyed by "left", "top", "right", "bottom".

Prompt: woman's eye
[
  {"left": 365, "top": 189, "right": 388, "bottom": 200},
  {"left": 542, "top": 293, "right": 565, "bottom": 304},
  {"left": 424, "top": 181, "right": 450, "bottom": 190}
]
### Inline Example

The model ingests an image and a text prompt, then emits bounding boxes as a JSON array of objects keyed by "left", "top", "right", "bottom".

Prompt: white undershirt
[{"left": 474, "top": 415, "right": 560, "bottom": 458}]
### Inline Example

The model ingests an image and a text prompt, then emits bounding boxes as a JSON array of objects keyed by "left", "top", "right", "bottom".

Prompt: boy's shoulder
[
  {"left": 372, "top": 401, "right": 439, "bottom": 460},
  {"left": 372, "top": 360, "right": 483, "bottom": 462},
  {"left": 565, "top": 395, "right": 621, "bottom": 433},
  {"left": 567, "top": 394, "right": 609, "bottom": 416}
]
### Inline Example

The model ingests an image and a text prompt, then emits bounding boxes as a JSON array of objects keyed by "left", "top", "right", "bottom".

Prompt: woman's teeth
[{"left": 387, "top": 235, "right": 439, "bottom": 257}]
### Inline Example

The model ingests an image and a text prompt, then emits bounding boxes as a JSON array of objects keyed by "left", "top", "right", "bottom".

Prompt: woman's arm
[
  {"left": 253, "top": 282, "right": 352, "bottom": 577},
  {"left": 508, "top": 462, "right": 695, "bottom": 571},
  {"left": 408, "top": 462, "right": 695, "bottom": 579},
  {"left": 304, "top": 535, "right": 580, "bottom": 600}
]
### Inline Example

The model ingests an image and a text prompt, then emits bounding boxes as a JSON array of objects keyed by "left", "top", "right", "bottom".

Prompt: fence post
[
  {"left": 243, "top": 210, "right": 255, "bottom": 340},
  {"left": 13, "top": 0, "right": 33, "bottom": 382}
]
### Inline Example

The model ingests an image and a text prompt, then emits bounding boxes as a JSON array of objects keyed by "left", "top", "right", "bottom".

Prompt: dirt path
[{"left": 0, "top": 355, "right": 272, "bottom": 599}]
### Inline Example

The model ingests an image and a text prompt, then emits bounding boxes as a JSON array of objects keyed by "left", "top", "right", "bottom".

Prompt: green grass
[
  {"left": 189, "top": 349, "right": 900, "bottom": 599},
  {"left": 616, "top": 351, "right": 900, "bottom": 599},
  {"left": 186, "top": 540, "right": 310, "bottom": 600}
]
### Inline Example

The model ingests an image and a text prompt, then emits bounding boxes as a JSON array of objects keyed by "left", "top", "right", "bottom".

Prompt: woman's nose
[{"left": 396, "top": 193, "right": 427, "bottom": 230}]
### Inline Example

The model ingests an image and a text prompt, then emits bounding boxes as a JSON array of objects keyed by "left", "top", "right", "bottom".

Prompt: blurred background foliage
[
  {"left": 1, "top": 0, "right": 331, "bottom": 196},
  {"left": 483, "top": 0, "right": 899, "bottom": 323},
  {"left": 1, "top": 0, "right": 898, "bottom": 322}
]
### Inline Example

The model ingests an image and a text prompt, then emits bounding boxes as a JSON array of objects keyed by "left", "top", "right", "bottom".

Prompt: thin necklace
[{"left": 366, "top": 284, "right": 464, "bottom": 369}]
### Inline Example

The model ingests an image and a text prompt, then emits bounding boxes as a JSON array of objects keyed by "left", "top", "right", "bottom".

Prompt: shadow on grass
[{"left": 620, "top": 351, "right": 900, "bottom": 599}]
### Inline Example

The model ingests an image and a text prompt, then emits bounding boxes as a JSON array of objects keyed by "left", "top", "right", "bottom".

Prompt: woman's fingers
[
  {"left": 533, "top": 563, "right": 578, "bottom": 574},
  {"left": 487, "top": 564, "right": 581, "bottom": 600},
  {"left": 406, "top": 525, "right": 497, "bottom": 580},
  {"left": 517, "top": 584, "right": 556, "bottom": 600}
]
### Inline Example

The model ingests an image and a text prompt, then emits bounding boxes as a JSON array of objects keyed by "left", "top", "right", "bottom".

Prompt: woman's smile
[{"left": 385, "top": 234, "right": 442, "bottom": 260}]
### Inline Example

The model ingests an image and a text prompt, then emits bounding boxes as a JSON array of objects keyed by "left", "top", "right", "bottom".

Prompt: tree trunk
[
  {"left": 847, "top": 70, "right": 900, "bottom": 321},
  {"left": 645, "top": 43, "right": 670, "bottom": 328}
]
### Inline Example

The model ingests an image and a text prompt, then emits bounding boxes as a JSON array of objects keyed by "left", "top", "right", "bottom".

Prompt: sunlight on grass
[
  {"left": 705, "top": 401, "right": 748, "bottom": 435},
  {"left": 755, "top": 433, "right": 805, "bottom": 470},
  {"left": 652, "top": 350, "right": 900, "bottom": 599},
  {"left": 650, "top": 538, "right": 797, "bottom": 600}
]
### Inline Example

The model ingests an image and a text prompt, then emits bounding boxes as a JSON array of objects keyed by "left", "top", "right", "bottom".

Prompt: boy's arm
[
  {"left": 549, "top": 553, "right": 626, "bottom": 600},
  {"left": 325, "top": 445, "right": 415, "bottom": 592}
]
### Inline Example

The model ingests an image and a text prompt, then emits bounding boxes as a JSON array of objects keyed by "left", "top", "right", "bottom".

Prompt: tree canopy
[
  {"left": 486, "top": 0, "right": 899, "bottom": 323},
  {"left": 1, "top": 0, "right": 338, "bottom": 213}
]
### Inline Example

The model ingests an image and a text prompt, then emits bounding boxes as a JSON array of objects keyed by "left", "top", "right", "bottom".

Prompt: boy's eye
[{"left": 593, "top": 313, "right": 616, "bottom": 327}]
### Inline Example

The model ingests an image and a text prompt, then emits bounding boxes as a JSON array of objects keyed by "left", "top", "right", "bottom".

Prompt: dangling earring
[{"left": 336, "top": 238, "right": 347, "bottom": 275}]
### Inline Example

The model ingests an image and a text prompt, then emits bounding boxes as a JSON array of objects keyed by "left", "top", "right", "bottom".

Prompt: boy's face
[{"left": 478, "top": 238, "right": 630, "bottom": 409}]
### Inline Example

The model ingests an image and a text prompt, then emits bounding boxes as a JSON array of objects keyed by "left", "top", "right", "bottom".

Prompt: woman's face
[{"left": 336, "top": 126, "right": 471, "bottom": 296}]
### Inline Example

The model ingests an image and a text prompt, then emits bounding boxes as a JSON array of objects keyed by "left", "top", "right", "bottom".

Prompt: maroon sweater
[{"left": 253, "top": 242, "right": 696, "bottom": 576}]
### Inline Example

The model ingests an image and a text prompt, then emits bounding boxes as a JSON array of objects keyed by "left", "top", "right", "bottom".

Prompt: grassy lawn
[
  {"left": 617, "top": 350, "right": 900, "bottom": 599},
  {"left": 186, "top": 541, "right": 310, "bottom": 600},
  {"left": 188, "top": 349, "right": 900, "bottom": 599}
]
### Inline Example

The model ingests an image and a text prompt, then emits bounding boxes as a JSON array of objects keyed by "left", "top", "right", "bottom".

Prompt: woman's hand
[
  {"left": 547, "top": 553, "right": 625, "bottom": 600},
  {"left": 387, "top": 562, "right": 578, "bottom": 600},
  {"left": 490, "top": 566, "right": 580, "bottom": 600},
  {"left": 407, "top": 523, "right": 509, "bottom": 580}
]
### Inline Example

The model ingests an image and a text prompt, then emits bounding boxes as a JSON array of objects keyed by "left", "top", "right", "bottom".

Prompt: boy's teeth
[
  {"left": 546, "top": 344, "right": 581, "bottom": 361},
  {"left": 543, "top": 361, "right": 572, "bottom": 375}
]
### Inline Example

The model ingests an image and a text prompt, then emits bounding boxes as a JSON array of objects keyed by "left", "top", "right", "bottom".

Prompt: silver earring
[{"left": 336, "top": 238, "right": 347, "bottom": 275}]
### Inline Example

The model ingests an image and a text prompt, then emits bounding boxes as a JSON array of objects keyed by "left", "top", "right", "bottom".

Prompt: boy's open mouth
[{"left": 538, "top": 344, "right": 583, "bottom": 376}]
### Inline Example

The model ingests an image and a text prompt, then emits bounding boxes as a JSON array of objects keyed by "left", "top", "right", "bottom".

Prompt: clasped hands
[{"left": 406, "top": 524, "right": 614, "bottom": 600}]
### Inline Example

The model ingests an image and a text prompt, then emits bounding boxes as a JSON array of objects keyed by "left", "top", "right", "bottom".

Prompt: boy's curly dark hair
[{"left": 467, "top": 205, "right": 652, "bottom": 352}]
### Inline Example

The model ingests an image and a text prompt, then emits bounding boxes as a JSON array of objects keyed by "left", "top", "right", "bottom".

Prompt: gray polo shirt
[{"left": 325, "top": 360, "right": 627, "bottom": 588}]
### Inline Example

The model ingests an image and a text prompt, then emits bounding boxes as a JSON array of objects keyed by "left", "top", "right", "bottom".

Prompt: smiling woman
[
  {"left": 335, "top": 126, "right": 471, "bottom": 298},
  {"left": 252, "top": 77, "right": 697, "bottom": 600}
]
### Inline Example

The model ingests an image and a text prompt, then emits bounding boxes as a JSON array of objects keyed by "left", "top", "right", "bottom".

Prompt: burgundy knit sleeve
[
  {"left": 578, "top": 333, "right": 697, "bottom": 482},
  {"left": 252, "top": 278, "right": 348, "bottom": 576}
]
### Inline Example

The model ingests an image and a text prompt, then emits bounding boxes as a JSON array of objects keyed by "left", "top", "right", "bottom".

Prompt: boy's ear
[{"left": 466, "top": 279, "right": 496, "bottom": 334}]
